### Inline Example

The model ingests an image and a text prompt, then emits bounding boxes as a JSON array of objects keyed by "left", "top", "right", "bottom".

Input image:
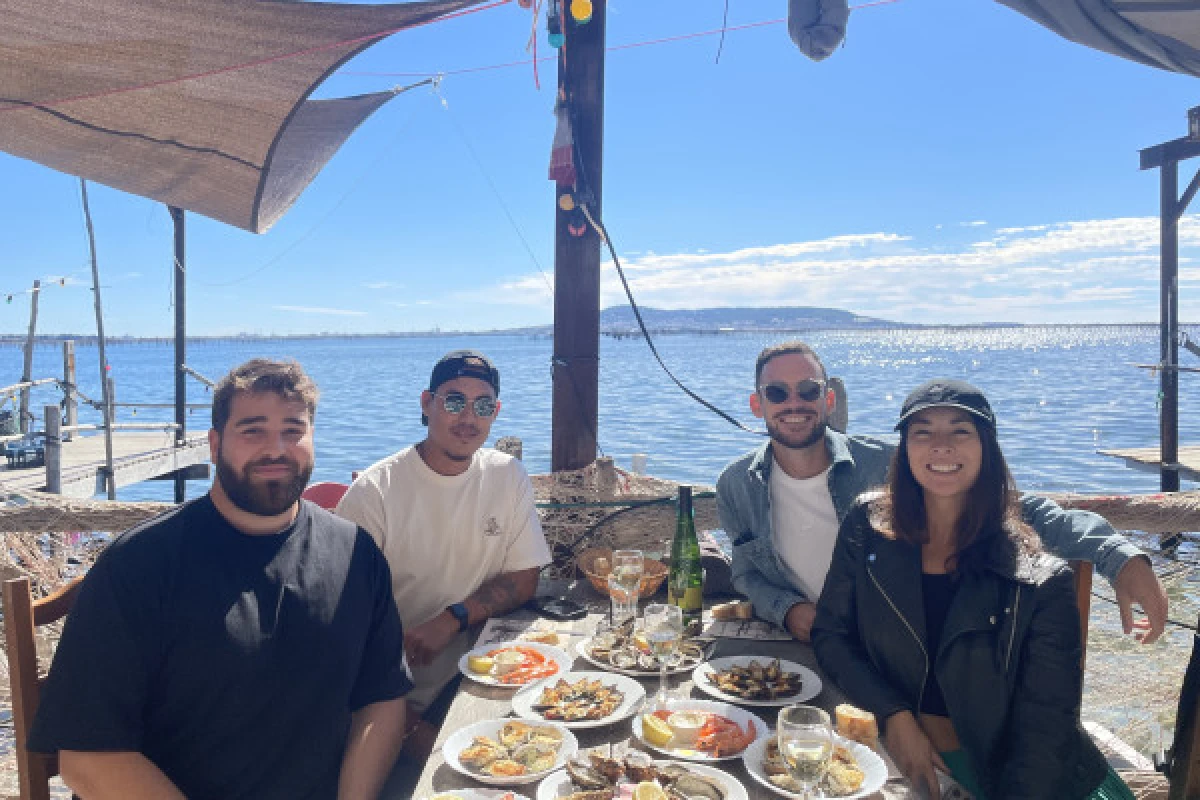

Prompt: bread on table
[{"left": 835, "top": 704, "right": 879, "bottom": 748}]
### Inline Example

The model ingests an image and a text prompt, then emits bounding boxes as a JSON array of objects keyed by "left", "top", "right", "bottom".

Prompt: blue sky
[{"left": 2, "top": 0, "right": 1200, "bottom": 336}]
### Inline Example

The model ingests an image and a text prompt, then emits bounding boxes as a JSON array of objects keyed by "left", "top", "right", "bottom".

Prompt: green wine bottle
[{"left": 667, "top": 485, "right": 703, "bottom": 630}]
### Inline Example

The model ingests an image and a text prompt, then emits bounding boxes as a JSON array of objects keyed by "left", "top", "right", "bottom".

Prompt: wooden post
[
  {"left": 44, "top": 405, "right": 61, "bottom": 495},
  {"left": 19, "top": 280, "right": 40, "bottom": 435},
  {"left": 1162, "top": 160, "right": 1181, "bottom": 492},
  {"left": 171, "top": 206, "right": 187, "bottom": 503},
  {"left": 551, "top": 0, "right": 606, "bottom": 472},
  {"left": 61, "top": 341, "right": 76, "bottom": 442},
  {"left": 80, "top": 179, "right": 116, "bottom": 500}
]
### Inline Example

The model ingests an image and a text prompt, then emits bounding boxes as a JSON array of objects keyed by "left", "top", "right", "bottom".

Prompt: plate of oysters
[
  {"left": 741, "top": 734, "right": 887, "bottom": 799},
  {"left": 576, "top": 618, "right": 713, "bottom": 677},
  {"left": 511, "top": 672, "right": 646, "bottom": 729},
  {"left": 443, "top": 719, "right": 578, "bottom": 786},
  {"left": 536, "top": 750, "right": 748, "bottom": 800}
]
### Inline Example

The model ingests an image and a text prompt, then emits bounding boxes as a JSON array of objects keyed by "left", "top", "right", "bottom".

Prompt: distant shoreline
[{"left": 0, "top": 322, "right": 1183, "bottom": 348}]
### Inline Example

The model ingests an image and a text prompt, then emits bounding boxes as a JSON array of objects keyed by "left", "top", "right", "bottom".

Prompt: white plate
[
  {"left": 426, "top": 791, "right": 532, "bottom": 800},
  {"left": 692, "top": 656, "right": 822, "bottom": 707},
  {"left": 741, "top": 734, "right": 888, "bottom": 800},
  {"left": 575, "top": 636, "right": 707, "bottom": 677},
  {"left": 535, "top": 760, "right": 750, "bottom": 800},
  {"left": 442, "top": 719, "right": 578, "bottom": 786},
  {"left": 458, "top": 641, "right": 573, "bottom": 688},
  {"left": 629, "top": 699, "right": 769, "bottom": 762},
  {"left": 511, "top": 671, "right": 646, "bottom": 729}
]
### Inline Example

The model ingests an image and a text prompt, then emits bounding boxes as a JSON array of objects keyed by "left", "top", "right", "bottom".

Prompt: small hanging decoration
[
  {"left": 558, "top": 193, "right": 576, "bottom": 212},
  {"left": 548, "top": 102, "right": 576, "bottom": 186},
  {"left": 547, "top": 0, "right": 564, "bottom": 48},
  {"left": 59, "top": 277, "right": 66, "bottom": 286},
  {"left": 518, "top": 0, "right": 532, "bottom": 7},
  {"left": 5, "top": 295, "right": 11, "bottom": 304},
  {"left": 570, "top": 0, "right": 592, "bottom": 24},
  {"left": 567, "top": 212, "right": 587, "bottom": 237}
]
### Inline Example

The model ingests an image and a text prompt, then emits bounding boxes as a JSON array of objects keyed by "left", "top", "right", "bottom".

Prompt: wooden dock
[
  {"left": 1099, "top": 444, "right": 1200, "bottom": 482},
  {"left": 0, "top": 432, "right": 209, "bottom": 499}
]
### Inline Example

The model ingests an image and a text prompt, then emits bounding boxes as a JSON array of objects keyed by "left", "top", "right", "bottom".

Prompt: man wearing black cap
[
  {"left": 718, "top": 341, "right": 1168, "bottom": 645},
  {"left": 336, "top": 350, "right": 551, "bottom": 761}
]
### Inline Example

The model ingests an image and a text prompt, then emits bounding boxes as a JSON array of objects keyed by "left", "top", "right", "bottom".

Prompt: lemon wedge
[
  {"left": 633, "top": 782, "right": 667, "bottom": 800},
  {"left": 466, "top": 654, "right": 495, "bottom": 674},
  {"left": 632, "top": 632, "right": 650, "bottom": 652},
  {"left": 641, "top": 714, "right": 675, "bottom": 748}
]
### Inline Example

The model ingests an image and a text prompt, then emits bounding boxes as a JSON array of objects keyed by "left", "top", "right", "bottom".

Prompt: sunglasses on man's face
[
  {"left": 758, "top": 379, "right": 826, "bottom": 405},
  {"left": 433, "top": 391, "right": 497, "bottom": 418}
]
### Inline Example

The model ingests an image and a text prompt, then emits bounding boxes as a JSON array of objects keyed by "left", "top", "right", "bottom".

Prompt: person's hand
[
  {"left": 404, "top": 612, "right": 460, "bottom": 667},
  {"left": 1113, "top": 556, "right": 1168, "bottom": 644},
  {"left": 784, "top": 602, "right": 817, "bottom": 642},
  {"left": 884, "top": 711, "right": 946, "bottom": 800}
]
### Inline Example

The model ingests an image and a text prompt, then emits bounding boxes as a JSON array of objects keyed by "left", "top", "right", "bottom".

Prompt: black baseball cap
[
  {"left": 429, "top": 350, "right": 500, "bottom": 396},
  {"left": 895, "top": 378, "right": 995, "bottom": 430}
]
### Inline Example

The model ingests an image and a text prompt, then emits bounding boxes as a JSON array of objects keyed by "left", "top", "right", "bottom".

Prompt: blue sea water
[{"left": 0, "top": 325, "right": 1195, "bottom": 501}]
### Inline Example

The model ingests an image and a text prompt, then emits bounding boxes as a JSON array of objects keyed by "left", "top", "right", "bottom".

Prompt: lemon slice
[
  {"left": 467, "top": 654, "right": 495, "bottom": 674},
  {"left": 633, "top": 782, "right": 667, "bottom": 800},
  {"left": 641, "top": 714, "right": 675, "bottom": 748}
]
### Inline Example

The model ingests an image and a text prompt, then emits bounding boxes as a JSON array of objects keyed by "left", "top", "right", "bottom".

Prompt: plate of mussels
[
  {"left": 535, "top": 751, "right": 748, "bottom": 800},
  {"left": 576, "top": 618, "right": 713, "bottom": 677},
  {"left": 692, "top": 657, "right": 822, "bottom": 707},
  {"left": 511, "top": 672, "right": 646, "bottom": 729}
]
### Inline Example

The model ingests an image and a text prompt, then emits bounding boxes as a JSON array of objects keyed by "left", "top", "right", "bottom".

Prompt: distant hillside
[{"left": 593, "top": 305, "right": 908, "bottom": 333}]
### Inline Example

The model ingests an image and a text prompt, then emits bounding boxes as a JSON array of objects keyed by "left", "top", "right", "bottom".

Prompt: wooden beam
[
  {"left": 149, "top": 464, "right": 210, "bottom": 481},
  {"left": 1142, "top": 136, "right": 1200, "bottom": 170}
]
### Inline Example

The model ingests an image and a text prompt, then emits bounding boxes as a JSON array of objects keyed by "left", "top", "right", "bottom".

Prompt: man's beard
[
  {"left": 216, "top": 449, "right": 312, "bottom": 517},
  {"left": 766, "top": 415, "right": 828, "bottom": 451}
]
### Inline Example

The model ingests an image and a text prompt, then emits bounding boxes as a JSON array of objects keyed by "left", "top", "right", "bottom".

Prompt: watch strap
[{"left": 447, "top": 602, "right": 469, "bottom": 632}]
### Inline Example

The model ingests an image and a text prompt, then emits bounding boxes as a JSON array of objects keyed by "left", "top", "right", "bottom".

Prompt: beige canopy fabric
[{"left": 0, "top": 0, "right": 480, "bottom": 233}]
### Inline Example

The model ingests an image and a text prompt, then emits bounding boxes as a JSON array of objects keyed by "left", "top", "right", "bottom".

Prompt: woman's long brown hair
[{"left": 874, "top": 414, "right": 1039, "bottom": 573}]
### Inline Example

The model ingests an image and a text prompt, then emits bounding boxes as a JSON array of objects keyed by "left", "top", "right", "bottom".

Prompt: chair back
[
  {"left": 1069, "top": 559, "right": 1093, "bottom": 669},
  {"left": 301, "top": 481, "right": 350, "bottom": 511},
  {"left": 3, "top": 576, "right": 84, "bottom": 800}
]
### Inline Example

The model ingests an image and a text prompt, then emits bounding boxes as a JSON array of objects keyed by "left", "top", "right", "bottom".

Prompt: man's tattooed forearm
[{"left": 470, "top": 574, "right": 523, "bottom": 619}]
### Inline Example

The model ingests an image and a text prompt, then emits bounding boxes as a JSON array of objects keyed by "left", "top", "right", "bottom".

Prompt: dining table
[{"left": 408, "top": 580, "right": 921, "bottom": 800}]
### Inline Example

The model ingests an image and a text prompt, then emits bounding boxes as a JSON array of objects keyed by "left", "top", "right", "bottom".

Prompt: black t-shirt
[
  {"left": 28, "top": 495, "right": 411, "bottom": 800},
  {"left": 919, "top": 571, "right": 956, "bottom": 717}
]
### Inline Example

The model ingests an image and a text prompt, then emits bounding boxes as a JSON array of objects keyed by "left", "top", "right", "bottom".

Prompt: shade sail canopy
[
  {"left": 997, "top": 0, "right": 1200, "bottom": 78},
  {"left": 0, "top": 0, "right": 479, "bottom": 233}
]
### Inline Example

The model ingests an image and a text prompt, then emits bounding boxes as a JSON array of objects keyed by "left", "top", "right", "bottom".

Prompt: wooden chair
[
  {"left": 1070, "top": 559, "right": 1094, "bottom": 668},
  {"left": 3, "top": 575, "right": 84, "bottom": 800}
]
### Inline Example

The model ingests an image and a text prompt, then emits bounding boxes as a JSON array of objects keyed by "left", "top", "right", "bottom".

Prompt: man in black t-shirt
[{"left": 29, "top": 359, "right": 411, "bottom": 800}]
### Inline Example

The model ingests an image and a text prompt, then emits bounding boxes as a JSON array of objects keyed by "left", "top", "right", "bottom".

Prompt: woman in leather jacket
[{"left": 811, "top": 379, "right": 1132, "bottom": 800}]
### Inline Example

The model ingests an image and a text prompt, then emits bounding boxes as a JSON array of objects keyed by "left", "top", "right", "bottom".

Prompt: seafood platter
[
  {"left": 458, "top": 641, "right": 573, "bottom": 687},
  {"left": 512, "top": 672, "right": 646, "bottom": 729},
  {"left": 576, "top": 618, "right": 713, "bottom": 677},
  {"left": 427, "top": 791, "right": 531, "bottom": 800},
  {"left": 536, "top": 751, "right": 749, "bottom": 800},
  {"left": 630, "top": 700, "right": 767, "bottom": 762},
  {"left": 740, "top": 735, "right": 888, "bottom": 799},
  {"left": 692, "top": 657, "right": 822, "bottom": 707},
  {"left": 443, "top": 720, "right": 578, "bottom": 786}
]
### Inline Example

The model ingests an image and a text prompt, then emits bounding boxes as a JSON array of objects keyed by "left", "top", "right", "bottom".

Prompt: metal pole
[
  {"left": 62, "top": 340, "right": 76, "bottom": 442},
  {"left": 1163, "top": 161, "right": 1181, "bottom": 492},
  {"left": 551, "top": 0, "right": 606, "bottom": 472},
  {"left": 170, "top": 206, "right": 187, "bottom": 503},
  {"left": 44, "top": 404, "right": 61, "bottom": 495},
  {"left": 19, "top": 280, "right": 40, "bottom": 434},
  {"left": 80, "top": 179, "right": 116, "bottom": 500}
]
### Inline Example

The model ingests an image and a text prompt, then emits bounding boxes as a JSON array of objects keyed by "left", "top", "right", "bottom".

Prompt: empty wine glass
[
  {"left": 777, "top": 705, "right": 833, "bottom": 799},
  {"left": 642, "top": 603, "right": 682, "bottom": 709}
]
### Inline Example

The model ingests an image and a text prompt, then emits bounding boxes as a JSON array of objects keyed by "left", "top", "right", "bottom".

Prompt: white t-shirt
[
  {"left": 768, "top": 464, "right": 840, "bottom": 601},
  {"left": 335, "top": 446, "right": 551, "bottom": 709}
]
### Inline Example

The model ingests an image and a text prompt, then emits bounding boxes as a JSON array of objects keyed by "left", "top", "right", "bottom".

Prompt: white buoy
[{"left": 631, "top": 453, "right": 647, "bottom": 474}]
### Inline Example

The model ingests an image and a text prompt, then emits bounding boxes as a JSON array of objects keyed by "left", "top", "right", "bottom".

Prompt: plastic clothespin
[{"left": 570, "top": 0, "right": 592, "bottom": 24}]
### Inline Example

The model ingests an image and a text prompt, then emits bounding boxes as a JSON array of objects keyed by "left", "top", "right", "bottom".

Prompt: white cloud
[
  {"left": 272, "top": 305, "right": 368, "bottom": 317},
  {"left": 961, "top": 220, "right": 988, "bottom": 227},
  {"left": 364, "top": 281, "right": 404, "bottom": 290}
]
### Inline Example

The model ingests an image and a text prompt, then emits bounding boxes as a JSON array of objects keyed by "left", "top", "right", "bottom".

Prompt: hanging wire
[{"left": 715, "top": 0, "right": 732, "bottom": 64}]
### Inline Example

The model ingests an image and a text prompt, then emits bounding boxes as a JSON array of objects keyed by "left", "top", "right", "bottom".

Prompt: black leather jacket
[{"left": 812, "top": 500, "right": 1109, "bottom": 800}]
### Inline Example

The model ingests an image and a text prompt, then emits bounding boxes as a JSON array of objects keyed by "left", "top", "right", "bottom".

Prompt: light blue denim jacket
[{"left": 717, "top": 430, "right": 1145, "bottom": 628}]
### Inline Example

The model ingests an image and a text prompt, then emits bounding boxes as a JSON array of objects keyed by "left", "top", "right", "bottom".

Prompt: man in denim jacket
[{"left": 718, "top": 341, "right": 1168, "bottom": 643}]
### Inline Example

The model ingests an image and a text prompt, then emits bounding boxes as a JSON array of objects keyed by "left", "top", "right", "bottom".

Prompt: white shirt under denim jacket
[{"left": 716, "top": 429, "right": 1146, "bottom": 629}]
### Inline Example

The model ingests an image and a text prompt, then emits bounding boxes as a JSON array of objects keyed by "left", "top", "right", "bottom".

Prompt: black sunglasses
[
  {"left": 758, "top": 379, "right": 826, "bottom": 405},
  {"left": 434, "top": 391, "right": 497, "bottom": 418}
]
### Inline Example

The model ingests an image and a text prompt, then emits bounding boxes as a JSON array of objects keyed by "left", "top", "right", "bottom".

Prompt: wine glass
[
  {"left": 777, "top": 705, "right": 833, "bottom": 799},
  {"left": 642, "top": 603, "right": 683, "bottom": 709},
  {"left": 608, "top": 549, "right": 643, "bottom": 626}
]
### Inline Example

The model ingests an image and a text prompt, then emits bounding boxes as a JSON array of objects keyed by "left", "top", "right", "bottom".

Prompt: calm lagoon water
[{"left": 1, "top": 325, "right": 1195, "bottom": 501}]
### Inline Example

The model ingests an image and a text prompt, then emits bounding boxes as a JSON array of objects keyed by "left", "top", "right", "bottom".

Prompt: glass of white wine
[
  {"left": 608, "top": 549, "right": 643, "bottom": 626},
  {"left": 777, "top": 704, "right": 833, "bottom": 799},
  {"left": 642, "top": 603, "right": 683, "bottom": 709}
]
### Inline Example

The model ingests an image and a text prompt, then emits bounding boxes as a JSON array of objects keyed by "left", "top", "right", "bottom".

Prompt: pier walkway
[
  {"left": 1100, "top": 444, "right": 1200, "bottom": 482},
  {"left": 0, "top": 432, "right": 209, "bottom": 499}
]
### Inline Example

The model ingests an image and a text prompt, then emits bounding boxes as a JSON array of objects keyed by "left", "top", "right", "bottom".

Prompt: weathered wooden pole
[
  {"left": 62, "top": 340, "right": 77, "bottom": 442},
  {"left": 44, "top": 404, "right": 61, "bottom": 495},
  {"left": 170, "top": 206, "right": 187, "bottom": 503},
  {"left": 19, "top": 280, "right": 40, "bottom": 434},
  {"left": 80, "top": 179, "right": 116, "bottom": 500},
  {"left": 1162, "top": 160, "right": 1181, "bottom": 492},
  {"left": 551, "top": 0, "right": 606, "bottom": 472}
]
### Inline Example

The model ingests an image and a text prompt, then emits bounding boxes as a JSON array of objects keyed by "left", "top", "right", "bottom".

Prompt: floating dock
[
  {"left": 0, "top": 432, "right": 209, "bottom": 499},
  {"left": 1099, "top": 444, "right": 1200, "bottom": 482}
]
